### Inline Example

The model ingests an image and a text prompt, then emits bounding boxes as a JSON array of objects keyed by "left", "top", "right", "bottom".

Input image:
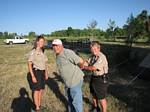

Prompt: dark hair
[{"left": 33, "top": 35, "right": 45, "bottom": 52}]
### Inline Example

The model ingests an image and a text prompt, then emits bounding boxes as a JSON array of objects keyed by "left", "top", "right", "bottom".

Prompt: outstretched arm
[
  {"left": 28, "top": 61, "right": 37, "bottom": 83},
  {"left": 83, "top": 65, "right": 98, "bottom": 71}
]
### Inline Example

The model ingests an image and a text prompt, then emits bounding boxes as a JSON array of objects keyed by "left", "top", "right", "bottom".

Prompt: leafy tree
[
  {"left": 106, "top": 19, "right": 116, "bottom": 40},
  {"left": 123, "top": 10, "right": 150, "bottom": 45},
  {"left": 87, "top": 19, "right": 98, "bottom": 37},
  {"left": 87, "top": 19, "right": 98, "bottom": 29},
  {"left": 0, "top": 32, "right": 3, "bottom": 38},
  {"left": 50, "top": 27, "right": 105, "bottom": 38},
  {"left": 67, "top": 27, "right": 74, "bottom": 37},
  {"left": 146, "top": 16, "right": 150, "bottom": 32},
  {"left": 80, "top": 29, "right": 89, "bottom": 36},
  {"left": 3, "top": 31, "right": 10, "bottom": 38},
  {"left": 147, "top": 16, "right": 150, "bottom": 41},
  {"left": 51, "top": 30, "right": 68, "bottom": 37},
  {"left": 28, "top": 31, "right": 36, "bottom": 38},
  {"left": 136, "top": 10, "right": 149, "bottom": 38},
  {"left": 114, "top": 27, "right": 126, "bottom": 37},
  {"left": 123, "top": 14, "right": 137, "bottom": 46},
  {"left": 10, "top": 33, "right": 17, "bottom": 37}
]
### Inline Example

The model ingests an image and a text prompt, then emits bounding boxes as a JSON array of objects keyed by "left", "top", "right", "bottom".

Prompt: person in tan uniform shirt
[
  {"left": 27, "top": 36, "right": 48, "bottom": 111},
  {"left": 83, "top": 41, "right": 109, "bottom": 112}
]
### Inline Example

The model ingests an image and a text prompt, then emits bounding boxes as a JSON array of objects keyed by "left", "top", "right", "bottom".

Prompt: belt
[
  {"left": 92, "top": 73, "right": 109, "bottom": 84},
  {"left": 33, "top": 68, "right": 45, "bottom": 71},
  {"left": 92, "top": 73, "right": 107, "bottom": 78}
]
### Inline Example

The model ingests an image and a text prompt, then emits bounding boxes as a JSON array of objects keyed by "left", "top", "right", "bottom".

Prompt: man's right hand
[{"left": 79, "top": 58, "right": 88, "bottom": 69}]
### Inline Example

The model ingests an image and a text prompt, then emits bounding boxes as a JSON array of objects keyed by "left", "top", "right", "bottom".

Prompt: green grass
[
  {"left": 0, "top": 39, "right": 4, "bottom": 44},
  {"left": 0, "top": 44, "right": 149, "bottom": 112}
]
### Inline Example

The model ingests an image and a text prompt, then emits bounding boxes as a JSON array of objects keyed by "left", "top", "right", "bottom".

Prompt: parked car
[{"left": 4, "top": 36, "right": 29, "bottom": 45}]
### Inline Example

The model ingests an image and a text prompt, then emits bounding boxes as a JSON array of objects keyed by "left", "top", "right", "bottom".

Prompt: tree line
[
  {"left": 50, "top": 10, "right": 150, "bottom": 43},
  {"left": 0, "top": 10, "right": 150, "bottom": 43}
]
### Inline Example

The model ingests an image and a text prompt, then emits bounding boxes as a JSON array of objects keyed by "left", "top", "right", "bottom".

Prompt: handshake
[
  {"left": 80, "top": 60, "right": 88, "bottom": 69},
  {"left": 79, "top": 59, "right": 100, "bottom": 72}
]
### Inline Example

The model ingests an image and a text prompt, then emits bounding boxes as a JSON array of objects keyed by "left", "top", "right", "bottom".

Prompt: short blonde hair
[{"left": 90, "top": 41, "right": 101, "bottom": 49}]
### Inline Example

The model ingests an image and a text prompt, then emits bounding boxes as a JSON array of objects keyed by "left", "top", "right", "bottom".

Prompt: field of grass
[{"left": 0, "top": 44, "right": 150, "bottom": 112}]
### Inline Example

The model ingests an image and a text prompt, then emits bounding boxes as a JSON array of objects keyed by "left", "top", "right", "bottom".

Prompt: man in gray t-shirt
[{"left": 52, "top": 39, "right": 84, "bottom": 112}]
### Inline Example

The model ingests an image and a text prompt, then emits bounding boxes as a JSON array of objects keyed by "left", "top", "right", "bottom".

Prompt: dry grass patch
[{"left": 2, "top": 44, "right": 148, "bottom": 112}]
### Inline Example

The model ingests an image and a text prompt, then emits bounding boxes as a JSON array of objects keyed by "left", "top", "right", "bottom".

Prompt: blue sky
[{"left": 0, "top": 0, "right": 150, "bottom": 35}]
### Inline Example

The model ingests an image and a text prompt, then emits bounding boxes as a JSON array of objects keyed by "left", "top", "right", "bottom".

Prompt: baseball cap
[{"left": 52, "top": 39, "right": 62, "bottom": 45}]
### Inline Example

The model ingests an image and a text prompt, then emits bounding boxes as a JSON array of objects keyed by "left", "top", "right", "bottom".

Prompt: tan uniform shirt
[
  {"left": 88, "top": 52, "right": 108, "bottom": 76},
  {"left": 27, "top": 49, "right": 48, "bottom": 70}
]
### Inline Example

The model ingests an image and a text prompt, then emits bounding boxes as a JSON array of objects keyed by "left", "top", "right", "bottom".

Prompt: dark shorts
[
  {"left": 90, "top": 75, "right": 108, "bottom": 100},
  {"left": 27, "top": 69, "right": 45, "bottom": 91}
]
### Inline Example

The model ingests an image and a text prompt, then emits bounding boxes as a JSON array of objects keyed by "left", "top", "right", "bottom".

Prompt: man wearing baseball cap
[{"left": 52, "top": 39, "right": 84, "bottom": 112}]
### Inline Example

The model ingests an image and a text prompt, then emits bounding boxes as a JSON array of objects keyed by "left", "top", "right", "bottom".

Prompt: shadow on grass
[
  {"left": 11, "top": 87, "right": 34, "bottom": 112},
  {"left": 108, "top": 82, "right": 150, "bottom": 112},
  {"left": 46, "top": 72, "right": 68, "bottom": 111}
]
